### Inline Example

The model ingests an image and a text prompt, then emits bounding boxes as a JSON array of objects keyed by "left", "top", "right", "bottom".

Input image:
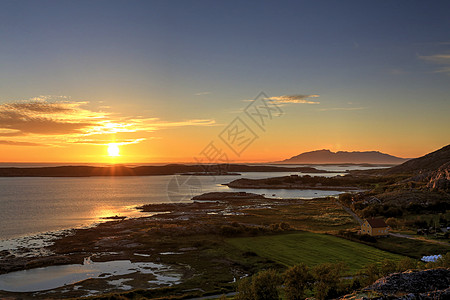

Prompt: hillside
[
  {"left": 385, "top": 144, "right": 450, "bottom": 174},
  {"left": 279, "top": 149, "right": 407, "bottom": 164},
  {"left": 345, "top": 144, "right": 450, "bottom": 221}
]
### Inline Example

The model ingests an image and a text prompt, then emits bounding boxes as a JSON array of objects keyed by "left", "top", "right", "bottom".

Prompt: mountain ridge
[
  {"left": 385, "top": 144, "right": 450, "bottom": 174},
  {"left": 279, "top": 149, "right": 408, "bottom": 164}
]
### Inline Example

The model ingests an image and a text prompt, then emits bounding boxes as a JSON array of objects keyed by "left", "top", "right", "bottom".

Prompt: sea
[{"left": 0, "top": 164, "right": 384, "bottom": 243}]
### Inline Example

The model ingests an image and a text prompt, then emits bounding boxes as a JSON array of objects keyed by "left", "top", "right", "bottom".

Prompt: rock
[
  {"left": 367, "top": 268, "right": 449, "bottom": 294},
  {"left": 191, "top": 192, "right": 266, "bottom": 201},
  {"left": 338, "top": 268, "right": 450, "bottom": 300},
  {"left": 427, "top": 162, "right": 450, "bottom": 191}
]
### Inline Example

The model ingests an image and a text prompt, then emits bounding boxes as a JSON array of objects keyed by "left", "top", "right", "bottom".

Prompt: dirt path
[
  {"left": 335, "top": 200, "right": 363, "bottom": 225},
  {"left": 389, "top": 232, "right": 450, "bottom": 246}
]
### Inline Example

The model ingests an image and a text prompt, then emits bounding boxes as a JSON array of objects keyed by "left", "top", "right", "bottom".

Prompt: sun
[{"left": 107, "top": 143, "right": 120, "bottom": 157}]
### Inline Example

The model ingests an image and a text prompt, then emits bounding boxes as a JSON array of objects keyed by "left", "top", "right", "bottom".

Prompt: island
[{"left": 0, "top": 164, "right": 327, "bottom": 177}]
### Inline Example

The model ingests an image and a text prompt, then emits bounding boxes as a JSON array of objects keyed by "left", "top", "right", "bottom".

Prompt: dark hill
[
  {"left": 280, "top": 149, "right": 407, "bottom": 164},
  {"left": 385, "top": 144, "right": 450, "bottom": 174}
]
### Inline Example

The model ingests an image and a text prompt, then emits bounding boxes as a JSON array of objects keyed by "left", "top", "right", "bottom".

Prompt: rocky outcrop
[
  {"left": 339, "top": 268, "right": 450, "bottom": 300},
  {"left": 427, "top": 162, "right": 450, "bottom": 192},
  {"left": 367, "top": 268, "right": 449, "bottom": 295},
  {"left": 192, "top": 192, "right": 266, "bottom": 201}
]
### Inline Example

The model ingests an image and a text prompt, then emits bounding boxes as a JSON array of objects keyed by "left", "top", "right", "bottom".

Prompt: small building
[{"left": 361, "top": 218, "right": 389, "bottom": 236}]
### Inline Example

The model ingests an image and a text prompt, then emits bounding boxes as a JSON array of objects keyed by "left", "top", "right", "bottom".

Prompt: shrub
[
  {"left": 312, "top": 262, "right": 347, "bottom": 300},
  {"left": 220, "top": 225, "right": 243, "bottom": 237},
  {"left": 359, "top": 234, "right": 377, "bottom": 243},
  {"left": 360, "top": 262, "right": 380, "bottom": 286},
  {"left": 236, "top": 270, "right": 280, "bottom": 300},
  {"left": 385, "top": 217, "right": 398, "bottom": 229},
  {"left": 236, "top": 277, "right": 253, "bottom": 300},
  {"left": 380, "top": 259, "right": 397, "bottom": 276},
  {"left": 433, "top": 252, "right": 450, "bottom": 268},
  {"left": 283, "top": 263, "right": 312, "bottom": 300},
  {"left": 252, "top": 269, "right": 280, "bottom": 300},
  {"left": 397, "top": 257, "right": 417, "bottom": 271},
  {"left": 339, "top": 193, "right": 353, "bottom": 206}
]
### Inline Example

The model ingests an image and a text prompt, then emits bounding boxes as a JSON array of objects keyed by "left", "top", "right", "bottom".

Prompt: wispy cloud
[
  {"left": 390, "top": 69, "right": 408, "bottom": 75},
  {"left": 318, "top": 107, "right": 366, "bottom": 112},
  {"left": 70, "top": 138, "right": 147, "bottom": 146},
  {"left": 433, "top": 66, "right": 450, "bottom": 74},
  {"left": 420, "top": 53, "right": 450, "bottom": 64},
  {"left": 265, "top": 94, "right": 320, "bottom": 104},
  {"left": 194, "top": 91, "right": 211, "bottom": 96},
  {"left": 0, "top": 140, "right": 46, "bottom": 146},
  {"left": 419, "top": 53, "right": 450, "bottom": 74},
  {"left": 0, "top": 96, "right": 216, "bottom": 147}
]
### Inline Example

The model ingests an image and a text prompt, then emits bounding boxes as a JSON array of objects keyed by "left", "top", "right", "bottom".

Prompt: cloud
[
  {"left": 150, "top": 119, "right": 216, "bottom": 127},
  {"left": 70, "top": 138, "right": 147, "bottom": 146},
  {"left": 0, "top": 140, "right": 46, "bottom": 146},
  {"left": 318, "top": 107, "right": 366, "bottom": 111},
  {"left": 0, "top": 100, "right": 104, "bottom": 135},
  {"left": 29, "top": 95, "right": 70, "bottom": 101},
  {"left": 419, "top": 53, "right": 450, "bottom": 74},
  {"left": 0, "top": 96, "right": 216, "bottom": 147},
  {"left": 433, "top": 66, "right": 450, "bottom": 74},
  {"left": 0, "top": 129, "right": 25, "bottom": 137},
  {"left": 419, "top": 54, "right": 450, "bottom": 64},
  {"left": 390, "top": 69, "right": 408, "bottom": 75},
  {"left": 266, "top": 94, "right": 320, "bottom": 104},
  {"left": 194, "top": 92, "right": 211, "bottom": 96}
]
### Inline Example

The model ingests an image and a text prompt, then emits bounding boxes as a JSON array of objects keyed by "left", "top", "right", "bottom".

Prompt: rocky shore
[
  {"left": 226, "top": 176, "right": 362, "bottom": 191},
  {"left": 0, "top": 192, "right": 306, "bottom": 299},
  {"left": 339, "top": 268, "right": 450, "bottom": 300}
]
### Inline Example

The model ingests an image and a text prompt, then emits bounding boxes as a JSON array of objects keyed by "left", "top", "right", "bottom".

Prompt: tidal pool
[{"left": 0, "top": 259, "right": 181, "bottom": 292}]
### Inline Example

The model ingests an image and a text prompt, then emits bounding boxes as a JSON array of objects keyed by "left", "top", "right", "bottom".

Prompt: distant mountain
[
  {"left": 279, "top": 149, "right": 408, "bottom": 164},
  {"left": 385, "top": 144, "right": 450, "bottom": 174}
]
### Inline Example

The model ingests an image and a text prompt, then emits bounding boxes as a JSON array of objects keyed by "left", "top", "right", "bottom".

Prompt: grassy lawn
[
  {"left": 227, "top": 231, "right": 404, "bottom": 273},
  {"left": 372, "top": 235, "right": 450, "bottom": 258}
]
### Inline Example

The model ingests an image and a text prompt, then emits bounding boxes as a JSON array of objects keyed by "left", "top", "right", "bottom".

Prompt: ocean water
[{"left": 0, "top": 167, "right": 371, "bottom": 241}]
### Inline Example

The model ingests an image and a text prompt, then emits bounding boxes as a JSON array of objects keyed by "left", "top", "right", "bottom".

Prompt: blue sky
[{"left": 0, "top": 1, "right": 449, "bottom": 162}]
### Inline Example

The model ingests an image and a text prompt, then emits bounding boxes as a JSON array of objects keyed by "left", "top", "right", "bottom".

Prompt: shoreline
[
  {"left": 0, "top": 191, "right": 350, "bottom": 298},
  {"left": 1, "top": 187, "right": 448, "bottom": 299},
  {"left": 225, "top": 183, "right": 361, "bottom": 191},
  {"left": 0, "top": 164, "right": 330, "bottom": 177}
]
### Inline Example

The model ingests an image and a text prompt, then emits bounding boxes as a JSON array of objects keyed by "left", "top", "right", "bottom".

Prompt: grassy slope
[
  {"left": 372, "top": 235, "right": 450, "bottom": 258},
  {"left": 227, "top": 232, "right": 404, "bottom": 273}
]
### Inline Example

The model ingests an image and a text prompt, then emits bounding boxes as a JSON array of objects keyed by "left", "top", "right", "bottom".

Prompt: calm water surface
[{"left": 0, "top": 168, "right": 364, "bottom": 240}]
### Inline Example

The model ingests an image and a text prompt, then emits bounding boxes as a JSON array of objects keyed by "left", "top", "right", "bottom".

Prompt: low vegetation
[
  {"left": 235, "top": 254, "right": 450, "bottom": 300},
  {"left": 227, "top": 174, "right": 405, "bottom": 190},
  {"left": 227, "top": 232, "right": 404, "bottom": 274},
  {"left": 336, "top": 229, "right": 450, "bottom": 258}
]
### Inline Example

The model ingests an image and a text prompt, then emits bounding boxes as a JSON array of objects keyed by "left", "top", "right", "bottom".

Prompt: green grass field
[{"left": 227, "top": 231, "right": 405, "bottom": 273}]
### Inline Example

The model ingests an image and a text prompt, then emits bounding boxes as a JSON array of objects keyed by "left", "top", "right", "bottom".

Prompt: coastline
[
  {"left": 0, "top": 164, "right": 329, "bottom": 177},
  {"left": 0, "top": 191, "right": 355, "bottom": 298}
]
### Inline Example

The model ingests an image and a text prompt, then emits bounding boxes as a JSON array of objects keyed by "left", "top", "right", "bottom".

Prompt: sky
[{"left": 0, "top": 0, "right": 449, "bottom": 163}]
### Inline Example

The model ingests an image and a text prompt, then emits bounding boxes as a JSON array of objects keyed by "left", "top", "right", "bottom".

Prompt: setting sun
[{"left": 107, "top": 143, "right": 120, "bottom": 157}]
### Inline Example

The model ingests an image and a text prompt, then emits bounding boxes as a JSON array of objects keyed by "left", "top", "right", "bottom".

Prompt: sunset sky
[{"left": 0, "top": 0, "right": 449, "bottom": 163}]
